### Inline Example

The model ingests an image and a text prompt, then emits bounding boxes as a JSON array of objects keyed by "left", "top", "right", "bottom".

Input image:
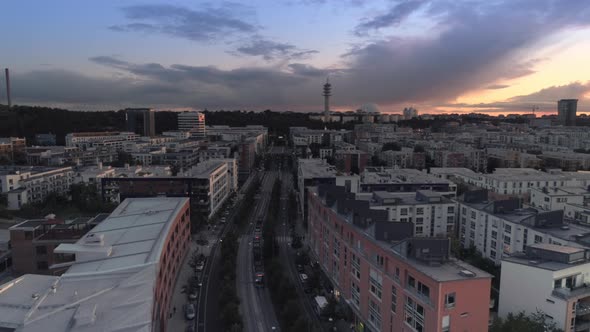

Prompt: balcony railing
[
  {"left": 579, "top": 303, "right": 590, "bottom": 317},
  {"left": 553, "top": 285, "right": 590, "bottom": 300}
]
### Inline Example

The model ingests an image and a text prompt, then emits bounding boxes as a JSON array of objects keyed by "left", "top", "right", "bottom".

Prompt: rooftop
[
  {"left": 189, "top": 160, "right": 225, "bottom": 178},
  {"left": 298, "top": 159, "right": 341, "bottom": 179},
  {"left": 0, "top": 197, "right": 189, "bottom": 332}
]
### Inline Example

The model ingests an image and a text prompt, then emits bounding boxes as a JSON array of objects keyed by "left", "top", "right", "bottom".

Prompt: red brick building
[{"left": 308, "top": 185, "right": 492, "bottom": 332}]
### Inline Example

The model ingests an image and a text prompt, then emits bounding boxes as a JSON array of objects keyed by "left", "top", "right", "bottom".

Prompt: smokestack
[{"left": 5, "top": 68, "right": 11, "bottom": 108}]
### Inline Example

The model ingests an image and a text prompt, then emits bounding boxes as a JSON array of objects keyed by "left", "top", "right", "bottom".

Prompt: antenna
[{"left": 532, "top": 105, "right": 539, "bottom": 116}]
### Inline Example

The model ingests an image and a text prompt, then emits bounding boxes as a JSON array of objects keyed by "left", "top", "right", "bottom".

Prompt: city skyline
[{"left": 1, "top": 0, "right": 590, "bottom": 114}]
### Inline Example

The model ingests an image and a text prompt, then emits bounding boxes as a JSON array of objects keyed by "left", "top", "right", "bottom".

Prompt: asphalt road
[{"left": 237, "top": 171, "right": 281, "bottom": 332}]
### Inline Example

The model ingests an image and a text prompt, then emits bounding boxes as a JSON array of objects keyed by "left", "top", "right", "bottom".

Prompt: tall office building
[
  {"left": 125, "top": 108, "right": 156, "bottom": 137},
  {"left": 403, "top": 107, "right": 418, "bottom": 120},
  {"left": 557, "top": 99, "right": 577, "bottom": 126},
  {"left": 178, "top": 111, "right": 206, "bottom": 138}
]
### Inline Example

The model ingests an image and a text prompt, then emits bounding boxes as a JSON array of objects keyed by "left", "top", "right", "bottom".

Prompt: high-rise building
[
  {"left": 125, "top": 108, "right": 155, "bottom": 137},
  {"left": 557, "top": 99, "right": 577, "bottom": 126},
  {"left": 403, "top": 107, "right": 418, "bottom": 120},
  {"left": 178, "top": 111, "right": 206, "bottom": 138}
]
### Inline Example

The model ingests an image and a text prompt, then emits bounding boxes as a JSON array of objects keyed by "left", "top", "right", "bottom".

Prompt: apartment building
[
  {"left": 457, "top": 190, "right": 590, "bottom": 265},
  {"left": 308, "top": 184, "right": 492, "bottom": 332},
  {"left": 361, "top": 168, "right": 457, "bottom": 197},
  {"left": 0, "top": 197, "right": 191, "bottom": 332},
  {"left": 0, "top": 166, "right": 75, "bottom": 210},
  {"left": 530, "top": 187, "right": 589, "bottom": 211},
  {"left": 189, "top": 160, "right": 230, "bottom": 218},
  {"left": 499, "top": 243, "right": 590, "bottom": 332},
  {"left": 8, "top": 215, "right": 105, "bottom": 275},
  {"left": 65, "top": 131, "right": 139, "bottom": 150},
  {"left": 356, "top": 190, "right": 456, "bottom": 237},
  {"left": 0, "top": 137, "right": 26, "bottom": 160}
]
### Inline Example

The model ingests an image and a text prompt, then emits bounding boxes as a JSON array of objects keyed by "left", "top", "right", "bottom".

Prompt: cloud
[
  {"left": 337, "top": 0, "right": 590, "bottom": 106},
  {"left": 109, "top": 3, "right": 257, "bottom": 42},
  {"left": 485, "top": 84, "right": 510, "bottom": 90},
  {"left": 233, "top": 38, "right": 319, "bottom": 61},
  {"left": 354, "top": 0, "right": 427, "bottom": 36}
]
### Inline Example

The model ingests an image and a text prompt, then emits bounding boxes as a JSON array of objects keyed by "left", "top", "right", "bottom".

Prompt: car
[
  {"left": 188, "top": 290, "right": 198, "bottom": 301},
  {"left": 195, "top": 262, "right": 204, "bottom": 272},
  {"left": 296, "top": 264, "right": 304, "bottom": 273},
  {"left": 299, "top": 273, "right": 308, "bottom": 283},
  {"left": 184, "top": 304, "right": 195, "bottom": 320}
]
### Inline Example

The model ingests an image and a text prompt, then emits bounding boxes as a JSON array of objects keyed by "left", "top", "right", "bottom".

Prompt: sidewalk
[{"left": 166, "top": 230, "right": 219, "bottom": 331}]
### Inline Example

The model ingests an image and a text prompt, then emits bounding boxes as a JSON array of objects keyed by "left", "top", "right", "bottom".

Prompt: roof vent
[
  {"left": 32, "top": 293, "right": 40, "bottom": 300},
  {"left": 83, "top": 233, "right": 104, "bottom": 246},
  {"left": 459, "top": 270, "right": 476, "bottom": 278}
]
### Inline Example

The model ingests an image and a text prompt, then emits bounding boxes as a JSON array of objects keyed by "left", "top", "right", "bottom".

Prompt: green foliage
[
  {"left": 382, "top": 142, "right": 402, "bottom": 151},
  {"left": 490, "top": 311, "right": 563, "bottom": 332},
  {"left": 70, "top": 183, "right": 117, "bottom": 213},
  {"left": 218, "top": 230, "right": 243, "bottom": 332}
]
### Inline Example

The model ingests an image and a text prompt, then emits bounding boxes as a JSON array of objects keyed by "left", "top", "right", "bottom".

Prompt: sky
[{"left": 1, "top": 0, "right": 590, "bottom": 115}]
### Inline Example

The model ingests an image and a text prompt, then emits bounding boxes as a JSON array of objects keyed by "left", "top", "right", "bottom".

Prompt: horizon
[{"left": 1, "top": 1, "right": 590, "bottom": 114}]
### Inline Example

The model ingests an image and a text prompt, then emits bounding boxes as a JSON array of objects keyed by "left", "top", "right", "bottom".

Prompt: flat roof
[{"left": 0, "top": 197, "right": 189, "bottom": 331}]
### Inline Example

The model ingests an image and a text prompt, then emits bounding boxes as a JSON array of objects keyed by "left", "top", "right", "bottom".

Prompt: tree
[
  {"left": 382, "top": 142, "right": 401, "bottom": 151},
  {"left": 413, "top": 145, "right": 425, "bottom": 153},
  {"left": 490, "top": 311, "right": 563, "bottom": 332}
]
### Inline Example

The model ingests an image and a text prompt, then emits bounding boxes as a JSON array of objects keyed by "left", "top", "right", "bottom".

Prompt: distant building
[
  {"left": 178, "top": 111, "right": 206, "bottom": 139},
  {"left": 0, "top": 137, "right": 26, "bottom": 161},
  {"left": 9, "top": 215, "right": 105, "bottom": 275},
  {"left": 403, "top": 107, "right": 418, "bottom": 120},
  {"left": 558, "top": 99, "right": 577, "bottom": 126},
  {"left": 0, "top": 197, "right": 191, "bottom": 331},
  {"left": 125, "top": 108, "right": 156, "bottom": 136}
]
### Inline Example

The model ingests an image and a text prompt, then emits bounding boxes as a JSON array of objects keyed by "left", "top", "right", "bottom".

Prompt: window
[
  {"left": 534, "top": 235, "right": 543, "bottom": 243},
  {"left": 369, "top": 299, "right": 382, "bottom": 329},
  {"left": 391, "top": 286, "right": 398, "bottom": 313},
  {"left": 395, "top": 267, "right": 400, "bottom": 282},
  {"left": 415, "top": 217, "right": 424, "bottom": 224},
  {"left": 37, "top": 261, "right": 49, "bottom": 270},
  {"left": 401, "top": 208, "right": 408, "bottom": 216},
  {"left": 351, "top": 281, "right": 360, "bottom": 308},
  {"left": 408, "top": 275, "right": 416, "bottom": 289},
  {"left": 415, "top": 226, "right": 424, "bottom": 235},
  {"left": 445, "top": 292, "right": 456, "bottom": 308},
  {"left": 416, "top": 207, "right": 424, "bottom": 215},
  {"left": 351, "top": 254, "right": 361, "bottom": 280},
  {"left": 369, "top": 269, "right": 383, "bottom": 299},
  {"left": 503, "top": 235, "right": 511, "bottom": 246},
  {"left": 447, "top": 206, "right": 454, "bottom": 214},
  {"left": 447, "top": 216, "right": 454, "bottom": 223},
  {"left": 490, "top": 250, "right": 496, "bottom": 259},
  {"left": 470, "top": 222, "right": 476, "bottom": 230},
  {"left": 470, "top": 211, "right": 476, "bottom": 219},
  {"left": 405, "top": 296, "right": 425, "bottom": 332},
  {"left": 36, "top": 246, "right": 47, "bottom": 255},
  {"left": 417, "top": 282, "right": 430, "bottom": 299},
  {"left": 491, "top": 230, "right": 498, "bottom": 240},
  {"left": 504, "top": 224, "right": 512, "bottom": 233}
]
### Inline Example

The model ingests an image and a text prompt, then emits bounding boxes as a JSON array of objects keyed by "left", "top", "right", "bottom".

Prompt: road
[
  {"left": 196, "top": 171, "right": 260, "bottom": 332},
  {"left": 237, "top": 170, "right": 280, "bottom": 332}
]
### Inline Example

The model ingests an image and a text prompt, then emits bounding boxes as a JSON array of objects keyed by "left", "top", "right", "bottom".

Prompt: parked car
[
  {"left": 195, "top": 262, "right": 204, "bottom": 272},
  {"left": 188, "top": 289, "right": 198, "bottom": 301},
  {"left": 184, "top": 304, "right": 195, "bottom": 320}
]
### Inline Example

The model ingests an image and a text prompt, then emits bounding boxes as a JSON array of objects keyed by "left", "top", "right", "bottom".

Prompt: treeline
[
  {"left": 262, "top": 179, "right": 317, "bottom": 332},
  {"left": 218, "top": 231, "right": 243, "bottom": 332}
]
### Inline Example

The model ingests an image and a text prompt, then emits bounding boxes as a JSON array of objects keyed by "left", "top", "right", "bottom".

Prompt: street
[{"left": 237, "top": 171, "right": 280, "bottom": 332}]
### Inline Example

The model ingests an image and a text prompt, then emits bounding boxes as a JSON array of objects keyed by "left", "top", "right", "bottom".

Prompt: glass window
[{"left": 445, "top": 292, "right": 456, "bottom": 308}]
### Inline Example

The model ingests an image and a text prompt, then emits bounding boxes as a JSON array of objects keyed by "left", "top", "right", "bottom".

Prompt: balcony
[
  {"left": 575, "top": 319, "right": 590, "bottom": 332},
  {"left": 552, "top": 286, "right": 590, "bottom": 300},
  {"left": 579, "top": 303, "right": 590, "bottom": 317}
]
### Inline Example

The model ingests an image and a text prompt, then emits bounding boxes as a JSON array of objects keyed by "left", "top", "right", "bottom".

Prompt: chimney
[{"left": 4, "top": 68, "right": 11, "bottom": 108}]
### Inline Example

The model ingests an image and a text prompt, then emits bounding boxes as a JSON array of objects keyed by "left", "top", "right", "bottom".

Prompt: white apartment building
[
  {"left": 499, "top": 244, "right": 590, "bottom": 332},
  {"left": 190, "top": 160, "right": 230, "bottom": 218},
  {"left": 357, "top": 190, "right": 456, "bottom": 237},
  {"left": 458, "top": 191, "right": 590, "bottom": 265},
  {"left": 3, "top": 167, "right": 75, "bottom": 210},
  {"left": 178, "top": 111, "right": 206, "bottom": 138},
  {"left": 65, "top": 131, "right": 139, "bottom": 150},
  {"left": 530, "top": 187, "right": 589, "bottom": 211},
  {"left": 74, "top": 163, "right": 116, "bottom": 190}
]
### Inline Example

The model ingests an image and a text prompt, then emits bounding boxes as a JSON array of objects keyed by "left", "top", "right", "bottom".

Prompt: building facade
[
  {"left": 558, "top": 99, "right": 578, "bottom": 126},
  {"left": 178, "top": 111, "right": 206, "bottom": 138},
  {"left": 125, "top": 108, "right": 156, "bottom": 137},
  {"left": 308, "top": 185, "right": 492, "bottom": 332}
]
